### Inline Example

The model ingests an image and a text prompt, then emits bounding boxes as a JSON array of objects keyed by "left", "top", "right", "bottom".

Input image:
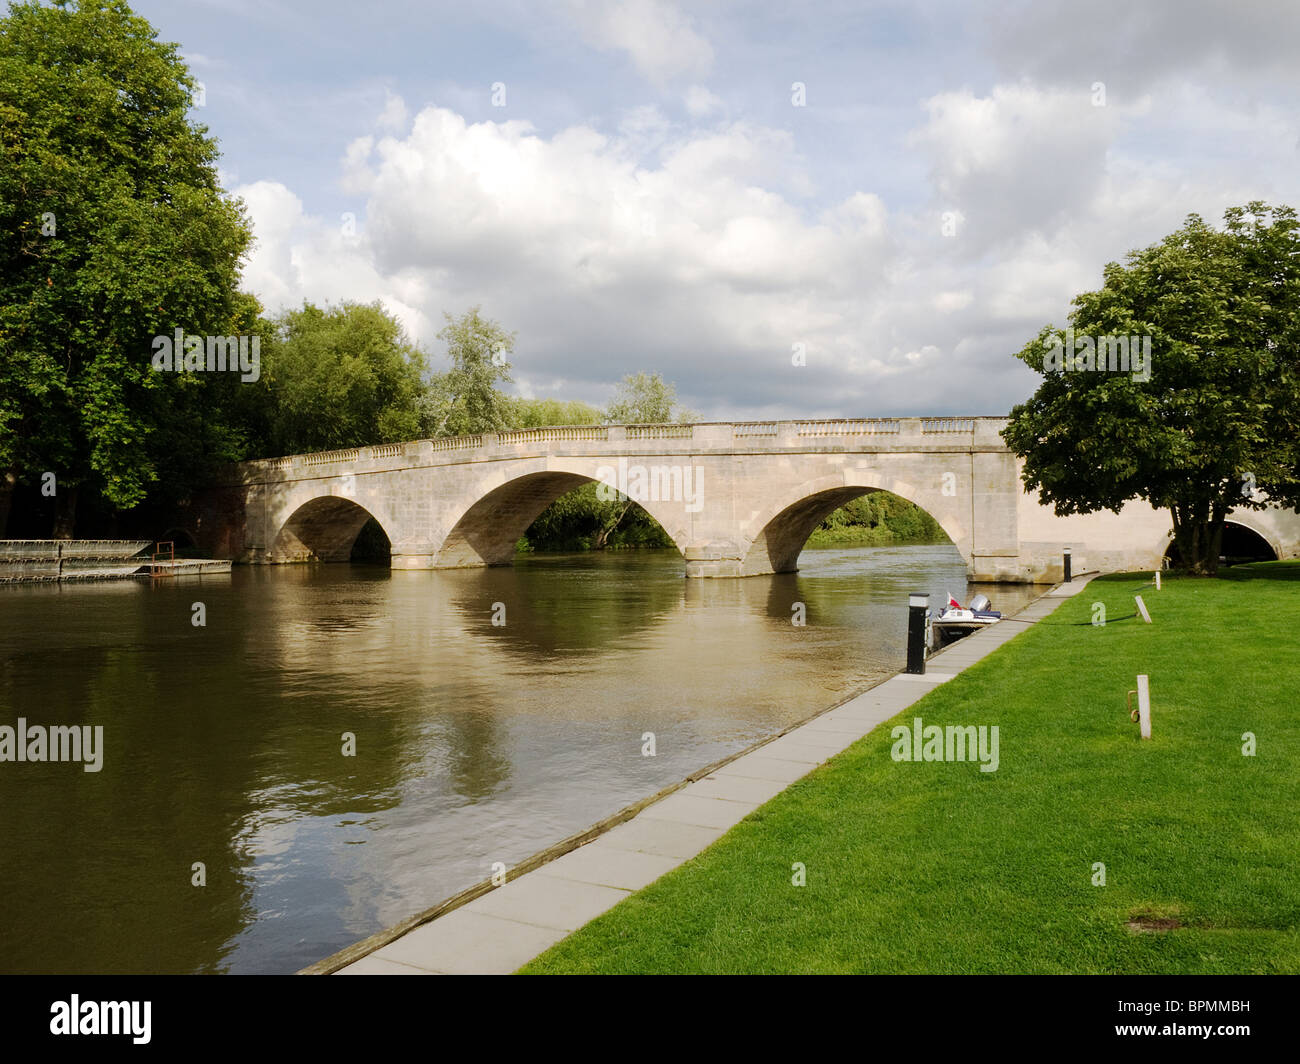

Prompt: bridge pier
[
  {"left": 389, "top": 552, "right": 438, "bottom": 570},
  {"left": 683, "top": 545, "right": 748, "bottom": 578}
]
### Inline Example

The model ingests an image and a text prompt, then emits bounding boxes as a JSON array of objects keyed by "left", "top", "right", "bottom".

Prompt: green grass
[{"left": 521, "top": 562, "right": 1300, "bottom": 974}]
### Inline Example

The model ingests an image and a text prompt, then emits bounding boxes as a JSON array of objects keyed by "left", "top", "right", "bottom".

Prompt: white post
[
  {"left": 1154, "top": 571, "right": 1161, "bottom": 590},
  {"left": 1135, "top": 595, "right": 1152, "bottom": 623},
  {"left": 1136, "top": 675, "right": 1151, "bottom": 739}
]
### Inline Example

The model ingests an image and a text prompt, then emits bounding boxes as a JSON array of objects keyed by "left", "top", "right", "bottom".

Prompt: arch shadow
[
  {"left": 272, "top": 497, "right": 392, "bottom": 563},
  {"left": 436, "top": 470, "right": 689, "bottom": 569},
  {"left": 1162, "top": 519, "right": 1279, "bottom": 568},
  {"left": 740, "top": 478, "right": 961, "bottom": 576}
]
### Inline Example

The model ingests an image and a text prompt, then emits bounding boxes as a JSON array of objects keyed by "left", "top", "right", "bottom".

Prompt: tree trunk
[
  {"left": 0, "top": 464, "right": 17, "bottom": 538},
  {"left": 1169, "top": 501, "right": 1222, "bottom": 576},
  {"left": 52, "top": 484, "right": 79, "bottom": 540},
  {"left": 595, "top": 501, "right": 633, "bottom": 550}
]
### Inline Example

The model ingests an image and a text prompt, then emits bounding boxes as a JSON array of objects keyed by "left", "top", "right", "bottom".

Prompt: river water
[{"left": 0, "top": 544, "right": 1038, "bottom": 973}]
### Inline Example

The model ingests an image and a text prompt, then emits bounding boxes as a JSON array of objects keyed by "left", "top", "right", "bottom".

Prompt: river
[{"left": 0, "top": 543, "right": 1039, "bottom": 973}]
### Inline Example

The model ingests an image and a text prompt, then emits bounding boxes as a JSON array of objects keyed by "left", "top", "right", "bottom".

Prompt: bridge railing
[
  {"left": 795, "top": 418, "right": 901, "bottom": 435},
  {"left": 234, "top": 416, "right": 1006, "bottom": 478}
]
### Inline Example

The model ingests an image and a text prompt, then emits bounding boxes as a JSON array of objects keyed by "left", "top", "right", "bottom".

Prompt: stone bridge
[{"left": 194, "top": 417, "right": 1300, "bottom": 582}]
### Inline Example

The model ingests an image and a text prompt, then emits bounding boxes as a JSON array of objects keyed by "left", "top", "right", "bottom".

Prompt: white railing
[
  {"left": 237, "top": 417, "right": 1005, "bottom": 475},
  {"left": 303, "top": 448, "right": 360, "bottom": 466},
  {"left": 496, "top": 426, "right": 609, "bottom": 444},
  {"left": 626, "top": 424, "right": 694, "bottom": 439},
  {"left": 795, "top": 418, "right": 901, "bottom": 436},
  {"left": 921, "top": 418, "right": 976, "bottom": 433},
  {"left": 430, "top": 435, "right": 483, "bottom": 452}
]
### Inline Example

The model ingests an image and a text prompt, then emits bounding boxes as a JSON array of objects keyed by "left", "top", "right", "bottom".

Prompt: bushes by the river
[{"left": 805, "top": 491, "right": 947, "bottom": 548}]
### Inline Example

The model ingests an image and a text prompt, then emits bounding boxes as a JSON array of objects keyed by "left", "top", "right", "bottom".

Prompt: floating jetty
[{"left": 0, "top": 540, "right": 232, "bottom": 583}]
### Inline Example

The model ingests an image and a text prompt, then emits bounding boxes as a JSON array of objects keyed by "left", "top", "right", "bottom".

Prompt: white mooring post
[
  {"left": 1154, "top": 571, "right": 1161, "bottom": 591},
  {"left": 1135, "top": 595, "right": 1152, "bottom": 623},
  {"left": 1128, "top": 674, "right": 1152, "bottom": 739}
]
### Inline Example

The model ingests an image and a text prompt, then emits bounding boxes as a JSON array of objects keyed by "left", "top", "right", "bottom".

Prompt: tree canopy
[
  {"left": 258, "top": 301, "right": 427, "bottom": 455},
  {"left": 1002, "top": 202, "right": 1300, "bottom": 574},
  {"left": 605, "top": 372, "right": 697, "bottom": 425},
  {"left": 0, "top": 0, "right": 253, "bottom": 533}
]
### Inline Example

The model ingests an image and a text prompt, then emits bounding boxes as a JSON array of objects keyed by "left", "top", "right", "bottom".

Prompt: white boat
[{"left": 930, "top": 593, "right": 1001, "bottom": 649}]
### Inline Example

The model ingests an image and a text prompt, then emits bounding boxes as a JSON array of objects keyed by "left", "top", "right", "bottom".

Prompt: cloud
[
  {"left": 567, "top": 0, "right": 713, "bottom": 84},
  {"left": 684, "top": 85, "right": 724, "bottom": 118},
  {"left": 234, "top": 66, "right": 1296, "bottom": 419},
  {"left": 377, "top": 91, "right": 409, "bottom": 133}
]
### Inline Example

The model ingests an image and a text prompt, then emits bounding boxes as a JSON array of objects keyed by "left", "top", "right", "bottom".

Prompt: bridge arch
[
  {"left": 436, "top": 465, "right": 692, "bottom": 569},
  {"left": 271, "top": 495, "right": 393, "bottom": 563},
  {"left": 1160, "top": 516, "right": 1281, "bottom": 568},
  {"left": 739, "top": 474, "right": 967, "bottom": 576}
]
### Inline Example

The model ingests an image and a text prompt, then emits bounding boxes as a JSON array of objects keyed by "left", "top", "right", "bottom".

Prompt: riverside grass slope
[{"left": 522, "top": 563, "right": 1300, "bottom": 974}]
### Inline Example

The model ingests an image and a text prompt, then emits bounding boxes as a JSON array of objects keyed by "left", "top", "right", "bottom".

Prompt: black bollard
[
  {"left": 1063, "top": 546, "right": 1072, "bottom": 583},
  {"left": 906, "top": 592, "right": 929, "bottom": 674}
]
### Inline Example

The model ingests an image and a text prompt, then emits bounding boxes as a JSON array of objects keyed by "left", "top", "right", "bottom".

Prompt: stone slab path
[{"left": 337, "top": 576, "right": 1099, "bottom": 975}]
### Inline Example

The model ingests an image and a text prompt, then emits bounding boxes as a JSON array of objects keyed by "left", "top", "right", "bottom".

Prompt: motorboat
[{"left": 930, "top": 592, "right": 1001, "bottom": 649}]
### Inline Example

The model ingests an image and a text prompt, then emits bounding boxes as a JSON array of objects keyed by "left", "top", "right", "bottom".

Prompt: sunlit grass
[{"left": 522, "top": 563, "right": 1300, "bottom": 973}]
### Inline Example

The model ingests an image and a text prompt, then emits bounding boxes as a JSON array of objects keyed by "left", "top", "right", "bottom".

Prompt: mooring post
[
  {"left": 1063, "top": 546, "right": 1072, "bottom": 583},
  {"left": 906, "top": 592, "right": 929, "bottom": 674}
]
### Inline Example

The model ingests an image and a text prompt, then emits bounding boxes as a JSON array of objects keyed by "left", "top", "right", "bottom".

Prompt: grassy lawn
[{"left": 522, "top": 563, "right": 1300, "bottom": 974}]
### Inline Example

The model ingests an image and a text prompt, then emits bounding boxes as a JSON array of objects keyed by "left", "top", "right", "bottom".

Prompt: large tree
[
  {"left": 1003, "top": 202, "right": 1300, "bottom": 575},
  {"left": 0, "top": 0, "right": 253, "bottom": 535},
  {"left": 260, "top": 301, "right": 427, "bottom": 455},
  {"left": 422, "top": 306, "right": 515, "bottom": 437}
]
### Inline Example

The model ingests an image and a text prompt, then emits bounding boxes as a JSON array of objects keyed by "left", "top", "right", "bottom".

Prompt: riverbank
[
  {"left": 325, "top": 571, "right": 1089, "bottom": 974},
  {"left": 521, "top": 563, "right": 1300, "bottom": 974}
]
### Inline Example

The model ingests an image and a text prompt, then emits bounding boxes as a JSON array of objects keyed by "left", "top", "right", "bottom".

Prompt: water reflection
[{"left": 0, "top": 544, "right": 1039, "bottom": 973}]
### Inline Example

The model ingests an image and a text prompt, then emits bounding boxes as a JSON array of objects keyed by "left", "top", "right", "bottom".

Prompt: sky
[{"left": 129, "top": 0, "right": 1300, "bottom": 419}]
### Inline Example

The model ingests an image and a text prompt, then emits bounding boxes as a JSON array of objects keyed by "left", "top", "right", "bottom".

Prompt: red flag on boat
[{"left": 947, "top": 593, "right": 962, "bottom": 609}]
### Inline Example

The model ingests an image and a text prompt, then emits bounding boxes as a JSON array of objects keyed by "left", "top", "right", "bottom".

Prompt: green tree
[
  {"left": 0, "top": 0, "right": 253, "bottom": 535},
  {"left": 501, "top": 396, "right": 603, "bottom": 429},
  {"left": 260, "top": 301, "right": 426, "bottom": 454},
  {"left": 604, "top": 371, "right": 697, "bottom": 424},
  {"left": 1002, "top": 202, "right": 1300, "bottom": 575},
  {"left": 422, "top": 306, "right": 515, "bottom": 437}
]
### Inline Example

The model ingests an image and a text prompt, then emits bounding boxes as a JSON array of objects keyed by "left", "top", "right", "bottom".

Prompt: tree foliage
[
  {"left": 422, "top": 306, "right": 515, "bottom": 437},
  {"left": 258, "top": 301, "right": 426, "bottom": 454},
  {"left": 0, "top": 0, "right": 253, "bottom": 533},
  {"left": 605, "top": 371, "right": 697, "bottom": 425},
  {"left": 1002, "top": 202, "right": 1300, "bottom": 575}
]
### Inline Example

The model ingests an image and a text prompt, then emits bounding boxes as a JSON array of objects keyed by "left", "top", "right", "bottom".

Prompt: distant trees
[
  {"left": 605, "top": 372, "right": 697, "bottom": 424},
  {"left": 421, "top": 307, "right": 515, "bottom": 437},
  {"left": 502, "top": 397, "right": 603, "bottom": 428},
  {"left": 1004, "top": 202, "right": 1300, "bottom": 575},
  {"left": 807, "top": 492, "right": 946, "bottom": 548}
]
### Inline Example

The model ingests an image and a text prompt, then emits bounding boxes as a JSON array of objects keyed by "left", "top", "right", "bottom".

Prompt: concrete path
[{"left": 336, "top": 575, "right": 1099, "bottom": 975}]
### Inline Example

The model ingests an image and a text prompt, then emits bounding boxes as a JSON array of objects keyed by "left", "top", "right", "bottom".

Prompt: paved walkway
[{"left": 337, "top": 575, "right": 1099, "bottom": 975}]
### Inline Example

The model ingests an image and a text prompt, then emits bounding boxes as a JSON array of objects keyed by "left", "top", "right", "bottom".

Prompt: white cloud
[
  {"left": 377, "top": 91, "right": 410, "bottom": 133},
  {"left": 235, "top": 67, "right": 1299, "bottom": 418},
  {"left": 684, "top": 85, "right": 724, "bottom": 118},
  {"left": 567, "top": 0, "right": 713, "bottom": 84}
]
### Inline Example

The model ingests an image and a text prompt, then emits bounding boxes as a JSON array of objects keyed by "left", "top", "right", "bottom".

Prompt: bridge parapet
[{"left": 229, "top": 417, "right": 1014, "bottom": 484}]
